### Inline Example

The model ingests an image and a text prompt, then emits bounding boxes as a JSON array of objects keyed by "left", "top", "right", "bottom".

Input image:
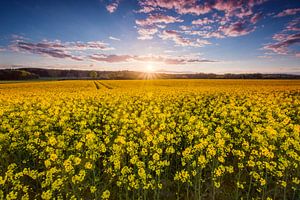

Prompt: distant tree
[{"left": 89, "top": 71, "right": 98, "bottom": 78}]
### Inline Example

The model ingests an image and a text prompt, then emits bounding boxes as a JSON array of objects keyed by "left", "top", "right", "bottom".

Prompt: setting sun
[{"left": 146, "top": 62, "right": 155, "bottom": 73}]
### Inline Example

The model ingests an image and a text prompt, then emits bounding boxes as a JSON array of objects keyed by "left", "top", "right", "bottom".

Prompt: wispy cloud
[
  {"left": 9, "top": 38, "right": 114, "bottom": 61},
  {"left": 89, "top": 53, "right": 217, "bottom": 64},
  {"left": 192, "top": 18, "right": 214, "bottom": 25},
  {"left": 109, "top": 36, "right": 121, "bottom": 41},
  {"left": 250, "top": 12, "right": 263, "bottom": 24},
  {"left": 135, "top": 13, "right": 183, "bottom": 27},
  {"left": 137, "top": 27, "right": 158, "bottom": 40},
  {"left": 262, "top": 17, "right": 300, "bottom": 56},
  {"left": 220, "top": 21, "right": 256, "bottom": 37},
  {"left": 275, "top": 8, "right": 300, "bottom": 17},
  {"left": 138, "top": 0, "right": 211, "bottom": 15},
  {"left": 159, "top": 30, "right": 211, "bottom": 47},
  {"left": 11, "top": 41, "right": 84, "bottom": 61},
  {"left": 263, "top": 33, "right": 300, "bottom": 55},
  {"left": 106, "top": 0, "right": 120, "bottom": 13}
]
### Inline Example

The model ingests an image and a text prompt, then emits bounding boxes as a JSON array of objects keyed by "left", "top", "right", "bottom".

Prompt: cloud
[
  {"left": 220, "top": 21, "right": 255, "bottom": 37},
  {"left": 179, "top": 26, "right": 192, "bottom": 31},
  {"left": 263, "top": 33, "right": 300, "bottom": 55},
  {"left": 192, "top": 17, "right": 214, "bottom": 25},
  {"left": 106, "top": 0, "right": 120, "bottom": 13},
  {"left": 137, "top": 6, "right": 156, "bottom": 13},
  {"left": 11, "top": 41, "right": 83, "bottom": 61},
  {"left": 263, "top": 17, "right": 300, "bottom": 57},
  {"left": 275, "top": 8, "right": 300, "bottom": 17},
  {"left": 137, "top": 27, "right": 158, "bottom": 40},
  {"left": 135, "top": 13, "right": 183, "bottom": 27},
  {"left": 285, "top": 18, "right": 300, "bottom": 32},
  {"left": 134, "top": 0, "right": 267, "bottom": 45},
  {"left": 89, "top": 53, "right": 217, "bottom": 64},
  {"left": 138, "top": 0, "right": 212, "bottom": 16},
  {"left": 250, "top": 12, "right": 263, "bottom": 24},
  {"left": 10, "top": 39, "right": 114, "bottom": 61},
  {"left": 11, "top": 34, "right": 28, "bottom": 41},
  {"left": 183, "top": 30, "right": 225, "bottom": 39},
  {"left": 137, "top": 0, "right": 268, "bottom": 17},
  {"left": 89, "top": 54, "right": 132, "bottom": 62},
  {"left": 109, "top": 36, "right": 121, "bottom": 41},
  {"left": 67, "top": 41, "right": 114, "bottom": 51},
  {"left": 212, "top": 0, "right": 267, "bottom": 17},
  {"left": 159, "top": 30, "right": 211, "bottom": 47},
  {"left": 258, "top": 55, "right": 272, "bottom": 59}
]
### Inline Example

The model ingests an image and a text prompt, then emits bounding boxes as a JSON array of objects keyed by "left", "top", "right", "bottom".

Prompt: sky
[{"left": 0, "top": 0, "right": 299, "bottom": 74}]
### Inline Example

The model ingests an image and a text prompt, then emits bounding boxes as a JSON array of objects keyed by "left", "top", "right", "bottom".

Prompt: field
[{"left": 0, "top": 80, "right": 299, "bottom": 200}]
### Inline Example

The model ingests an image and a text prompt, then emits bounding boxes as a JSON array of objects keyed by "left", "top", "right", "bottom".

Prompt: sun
[{"left": 146, "top": 62, "right": 155, "bottom": 73}]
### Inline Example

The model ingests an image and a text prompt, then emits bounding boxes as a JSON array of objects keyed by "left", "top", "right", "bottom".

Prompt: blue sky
[{"left": 0, "top": 0, "right": 299, "bottom": 74}]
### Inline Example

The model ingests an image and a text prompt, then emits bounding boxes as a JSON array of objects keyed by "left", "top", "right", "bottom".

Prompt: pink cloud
[
  {"left": 11, "top": 41, "right": 83, "bottom": 61},
  {"left": 135, "top": 13, "right": 183, "bottom": 26},
  {"left": 106, "top": 0, "right": 120, "bottom": 13},
  {"left": 285, "top": 18, "right": 300, "bottom": 32},
  {"left": 176, "top": 4, "right": 212, "bottom": 15},
  {"left": 68, "top": 41, "right": 113, "bottom": 51},
  {"left": 192, "top": 17, "right": 214, "bottom": 25},
  {"left": 179, "top": 26, "right": 192, "bottom": 31},
  {"left": 276, "top": 8, "right": 300, "bottom": 17},
  {"left": 159, "top": 30, "right": 211, "bottom": 47},
  {"left": 134, "top": 0, "right": 268, "bottom": 44},
  {"left": 272, "top": 33, "right": 287, "bottom": 41},
  {"left": 181, "top": 29, "right": 225, "bottom": 39},
  {"left": 137, "top": 27, "right": 158, "bottom": 40},
  {"left": 137, "top": 6, "right": 156, "bottom": 13},
  {"left": 138, "top": 0, "right": 212, "bottom": 15},
  {"left": 250, "top": 12, "right": 263, "bottom": 24},
  {"left": 212, "top": 0, "right": 267, "bottom": 13},
  {"left": 263, "top": 33, "right": 300, "bottom": 55},
  {"left": 220, "top": 21, "right": 255, "bottom": 37},
  {"left": 10, "top": 39, "right": 114, "bottom": 61}
]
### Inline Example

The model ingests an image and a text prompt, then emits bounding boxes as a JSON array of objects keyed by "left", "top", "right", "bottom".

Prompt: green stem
[
  {"left": 236, "top": 168, "right": 241, "bottom": 200},
  {"left": 247, "top": 175, "right": 252, "bottom": 200},
  {"left": 198, "top": 169, "right": 202, "bottom": 200}
]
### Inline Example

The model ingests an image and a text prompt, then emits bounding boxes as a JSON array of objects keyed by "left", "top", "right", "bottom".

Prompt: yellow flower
[
  {"left": 48, "top": 136, "right": 57, "bottom": 146},
  {"left": 153, "top": 153, "right": 160, "bottom": 161},
  {"left": 90, "top": 186, "right": 97, "bottom": 193},
  {"left": 198, "top": 155, "right": 207, "bottom": 166},
  {"left": 214, "top": 181, "right": 221, "bottom": 188},
  {"left": 218, "top": 156, "right": 225, "bottom": 163},
  {"left": 260, "top": 178, "right": 266, "bottom": 186},
  {"left": 85, "top": 162, "right": 93, "bottom": 169},
  {"left": 50, "top": 153, "right": 58, "bottom": 161},
  {"left": 281, "top": 181, "right": 287, "bottom": 188},
  {"left": 41, "top": 190, "right": 52, "bottom": 200},
  {"left": 63, "top": 160, "right": 73, "bottom": 172},
  {"left": 74, "top": 157, "right": 81, "bottom": 165},
  {"left": 101, "top": 190, "right": 110, "bottom": 199},
  {"left": 44, "top": 160, "right": 51, "bottom": 168}
]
